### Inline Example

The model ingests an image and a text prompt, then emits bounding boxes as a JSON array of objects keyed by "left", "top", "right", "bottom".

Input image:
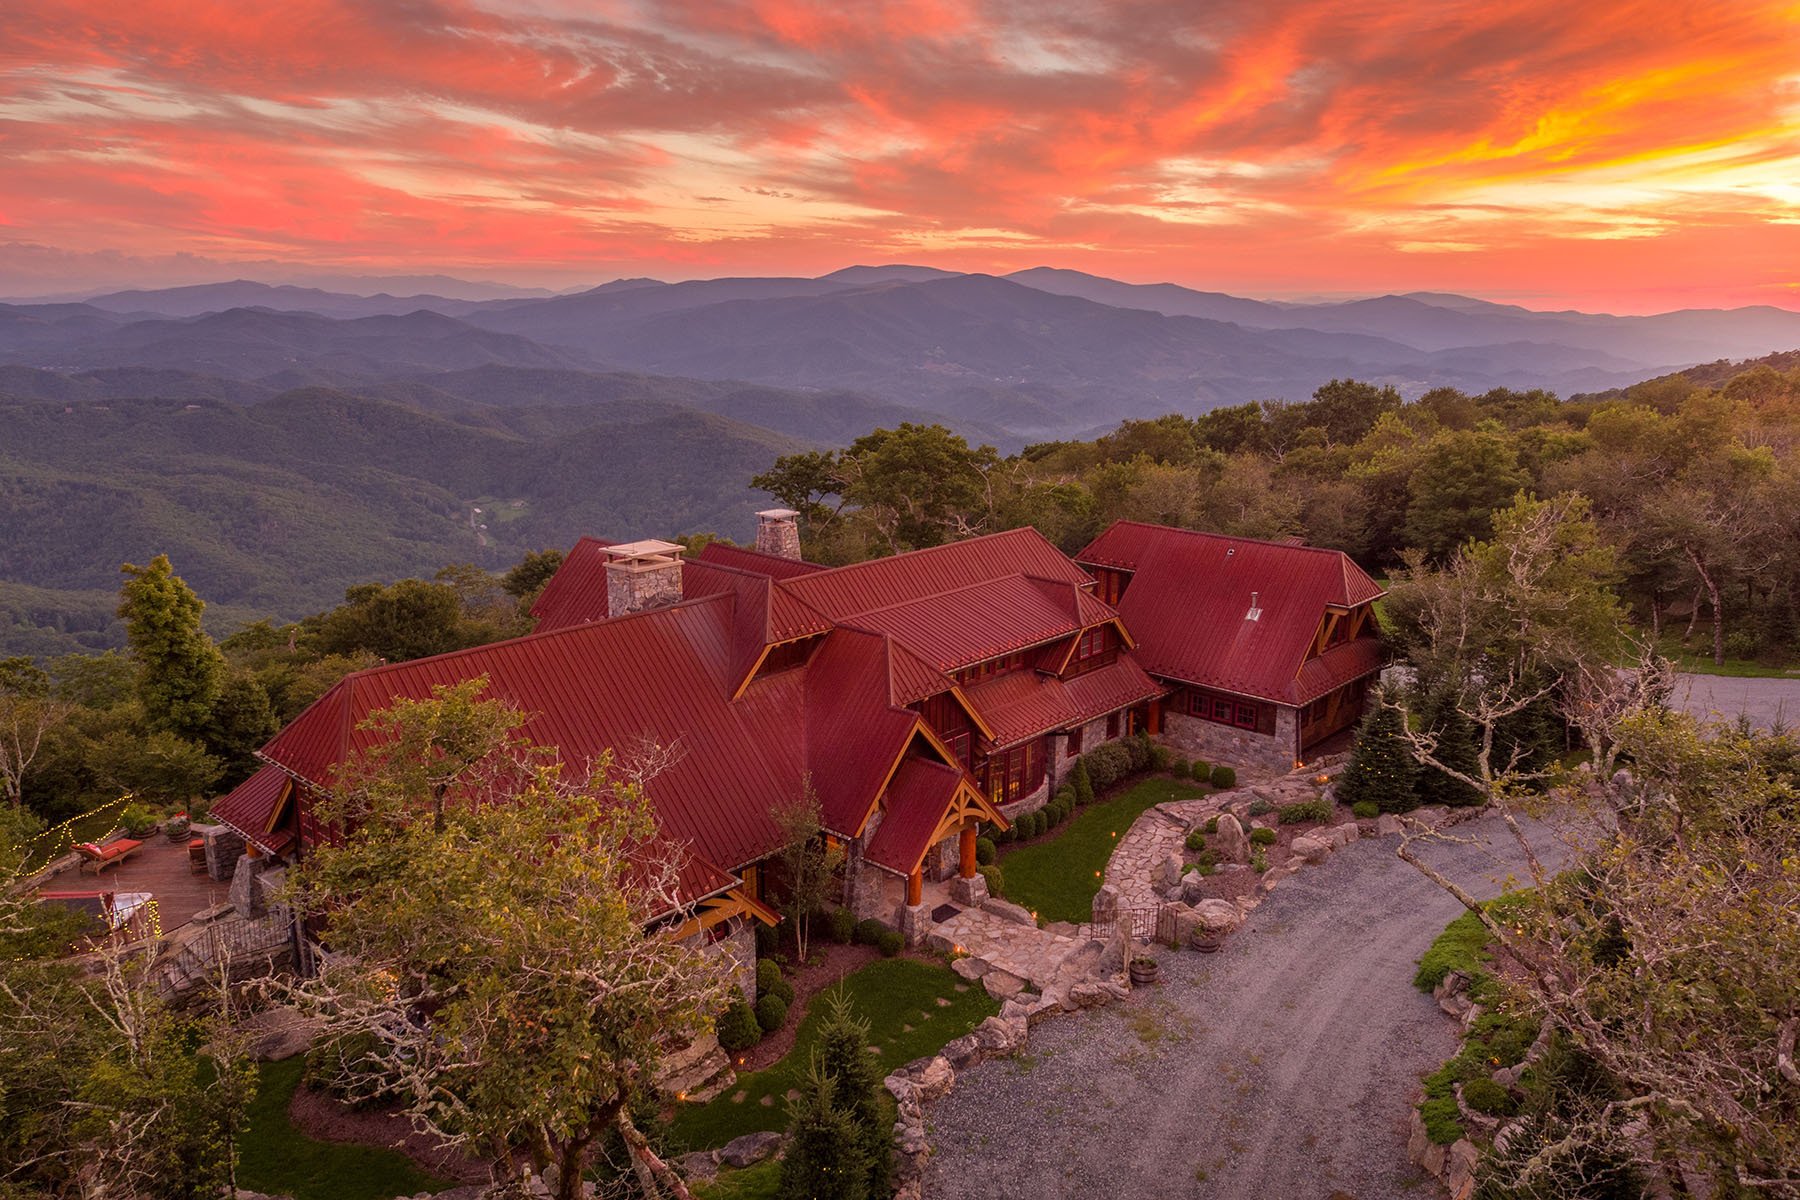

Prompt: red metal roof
[
  {"left": 1294, "top": 638, "right": 1387, "bottom": 705},
  {"left": 961, "top": 657, "right": 1167, "bottom": 749},
  {"left": 528, "top": 537, "right": 617, "bottom": 632},
  {"left": 863, "top": 756, "right": 964, "bottom": 876},
  {"left": 210, "top": 764, "right": 292, "bottom": 853},
  {"left": 695, "top": 542, "right": 827, "bottom": 580},
  {"left": 800, "top": 629, "right": 926, "bottom": 835},
  {"left": 1075, "top": 521, "right": 1386, "bottom": 704},
  {"left": 781, "top": 527, "right": 1091, "bottom": 620},
  {"left": 839, "top": 574, "right": 1089, "bottom": 672}
]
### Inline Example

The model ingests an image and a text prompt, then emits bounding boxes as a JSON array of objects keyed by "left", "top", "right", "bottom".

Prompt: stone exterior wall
[
  {"left": 754, "top": 510, "right": 803, "bottom": 560},
  {"left": 843, "top": 816, "right": 905, "bottom": 921},
  {"left": 1161, "top": 708, "right": 1298, "bottom": 774},
  {"left": 710, "top": 916, "right": 756, "bottom": 1003}
]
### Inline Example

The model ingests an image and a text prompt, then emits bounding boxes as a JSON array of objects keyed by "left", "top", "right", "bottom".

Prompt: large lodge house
[{"left": 211, "top": 513, "right": 1385, "bottom": 964}]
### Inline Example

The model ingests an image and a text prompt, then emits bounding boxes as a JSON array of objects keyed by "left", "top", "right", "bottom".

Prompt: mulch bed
[{"left": 287, "top": 1083, "right": 491, "bottom": 1183}]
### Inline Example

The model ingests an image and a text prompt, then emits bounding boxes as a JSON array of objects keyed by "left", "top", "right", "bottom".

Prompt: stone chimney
[
  {"left": 603, "top": 540, "right": 685, "bottom": 616},
  {"left": 754, "top": 508, "right": 803, "bottom": 560}
]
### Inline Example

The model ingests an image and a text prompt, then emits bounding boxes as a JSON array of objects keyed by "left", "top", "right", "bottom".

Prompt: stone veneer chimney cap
[{"left": 756, "top": 508, "right": 801, "bottom": 520}]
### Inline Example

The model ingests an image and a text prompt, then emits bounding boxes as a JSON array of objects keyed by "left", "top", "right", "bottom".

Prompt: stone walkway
[
  {"left": 923, "top": 903, "right": 1086, "bottom": 992},
  {"left": 1101, "top": 794, "right": 1229, "bottom": 914}
]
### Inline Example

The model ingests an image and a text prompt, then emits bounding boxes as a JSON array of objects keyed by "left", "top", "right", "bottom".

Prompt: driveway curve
[
  {"left": 1670, "top": 672, "right": 1800, "bottom": 731},
  {"left": 921, "top": 813, "right": 1556, "bottom": 1200}
]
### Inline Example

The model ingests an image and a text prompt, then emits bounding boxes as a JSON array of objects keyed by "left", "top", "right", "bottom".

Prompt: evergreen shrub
[
  {"left": 1185, "top": 830, "right": 1207, "bottom": 852},
  {"left": 825, "top": 907, "right": 856, "bottom": 945},
  {"left": 1071, "top": 758, "right": 1096, "bottom": 805},
  {"left": 1210, "top": 765, "right": 1237, "bottom": 789},
  {"left": 1249, "top": 827, "right": 1277, "bottom": 846},
  {"left": 875, "top": 929, "right": 904, "bottom": 957},
  {"left": 852, "top": 919, "right": 888, "bottom": 947},
  {"left": 756, "top": 958, "right": 782, "bottom": 996},
  {"left": 974, "top": 836, "right": 996, "bottom": 866},
  {"left": 755, "top": 922, "right": 779, "bottom": 957},
  {"left": 1203, "top": 816, "right": 1219, "bottom": 835},
  {"left": 755, "top": 993, "right": 789, "bottom": 1033},
  {"left": 717, "top": 1001, "right": 762, "bottom": 1052},
  {"left": 1278, "top": 799, "right": 1331, "bottom": 824},
  {"left": 1191, "top": 759, "right": 1211, "bottom": 783},
  {"left": 1351, "top": 800, "right": 1380, "bottom": 820},
  {"left": 1337, "top": 693, "right": 1419, "bottom": 814},
  {"left": 977, "top": 863, "right": 1003, "bottom": 896}
]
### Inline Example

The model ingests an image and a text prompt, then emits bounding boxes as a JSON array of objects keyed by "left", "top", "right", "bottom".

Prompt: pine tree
[
  {"left": 1336, "top": 691, "right": 1418, "bottom": 813},
  {"left": 779, "top": 1057, "right": 868, "bottom": 1200},
  {"left": 1416, "top": 688, "right": 1483, "bottom": 807},
  {"left": 813, "top": 989, "right": 890, "bottom": 1197},
  {"left": 118, "top": 555, "right": 226, "bottom": 743}
]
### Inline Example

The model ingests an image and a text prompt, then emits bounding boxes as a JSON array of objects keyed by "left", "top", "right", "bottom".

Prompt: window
[
  {"left": 982, "top": 740, "right": 1044, "bottom": 805},
  {"left": 1187, "top": 687, "right": 1267, "bottom": 733},
  {"left": 952, "top": 650, "right": 1029, "bottom": 686},
  {"left": 1067, "top": 728, "right": 1083, "bottom": 757},
  {"left": 1066, "top": 624, "right": 1118, "bottom": 677}
]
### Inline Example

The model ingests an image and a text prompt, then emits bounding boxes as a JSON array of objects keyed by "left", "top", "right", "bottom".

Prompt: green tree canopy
[{"left": 117, "top": 554, "right": 226, "bottom": 741}]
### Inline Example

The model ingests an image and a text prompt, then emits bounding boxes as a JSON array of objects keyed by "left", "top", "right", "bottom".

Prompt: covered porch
[{"left": 859, "top": 756, "right": 1009, "bottom": 944}]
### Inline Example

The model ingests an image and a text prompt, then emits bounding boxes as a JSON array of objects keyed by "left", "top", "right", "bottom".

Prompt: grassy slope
[
  {"left": 236, "top": 1059, "right": 449, "bottom": 1200},
  {"left": 668, "top": 958, "right": 997, "bottom": 1152},
  {"left": 999, "top": 775, "right": 1205, "bottom": 924}
]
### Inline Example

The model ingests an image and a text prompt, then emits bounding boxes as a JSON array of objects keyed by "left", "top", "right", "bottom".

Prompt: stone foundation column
[
  {"left": 948, "top": 872, "right": 989, "bottom": 907},
  {"left": 898, "top": 902, "right": 932, "bottom": 947}
]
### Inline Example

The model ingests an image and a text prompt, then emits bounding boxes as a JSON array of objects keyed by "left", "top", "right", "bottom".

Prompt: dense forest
[
  {"left": 4, "top": 350, "right": 1796, "bottom": 853},
  {"left": 759, "top": 352, "right": 1800, "bottom": 671}
]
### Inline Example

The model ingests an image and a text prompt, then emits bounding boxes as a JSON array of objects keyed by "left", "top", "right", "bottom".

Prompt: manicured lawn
[
  {"left": 668, "top": 957, "right": 997, "bottom": 1152},
  {"left": 999, "top": 776, "right": 1204, "bottom": 924},
  {"left": 237, "top": 1058, "right": 451, "bottom": 1200},
  {"left": 695, "top": 1158, "right": 781, "bottom": 1200}
]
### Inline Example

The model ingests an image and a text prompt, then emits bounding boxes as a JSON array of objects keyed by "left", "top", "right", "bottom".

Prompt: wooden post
[
  {"left": 907, "top": 867, "right": 923, "bottom": 907},
  {"left": 958, "top": 822, "right": 977, "bottom": 879}
]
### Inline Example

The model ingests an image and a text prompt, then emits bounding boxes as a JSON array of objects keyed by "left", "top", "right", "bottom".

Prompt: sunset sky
[{"left": 2, "top": 0, "right": 1797, "bottom": 310}]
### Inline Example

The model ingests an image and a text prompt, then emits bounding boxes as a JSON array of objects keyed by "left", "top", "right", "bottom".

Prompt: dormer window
[{"left": 1066, "top": 624, "right": 1119, "bottom": 677}]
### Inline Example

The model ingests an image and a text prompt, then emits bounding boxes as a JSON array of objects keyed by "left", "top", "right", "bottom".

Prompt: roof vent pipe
[{"left": 1246, "top": 591, "right": 1262, "bottom": 622}]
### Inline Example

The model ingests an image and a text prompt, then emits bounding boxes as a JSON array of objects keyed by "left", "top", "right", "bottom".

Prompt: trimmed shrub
[
  {"left": 1054, "top": 786, "right": 1076, "bottom": 809},
  {"left": 1351, "top": 800, "right": 1380, "bottom": 820},
  {"left": 1126, "top": 732, "right": 1153, "bottom": 772},
  {"left": 1071, "top": 758, "right": 1096, "bottom": 806},
  {"left": 754, "top": 921, "right": 779, "bottom": 957},
  {"left": 1337, "top": 691, "right": 1420, "bottom": 814},
  {"left": 853, "top": 918, "right": 888, "bottom": 947},
  {"left": 977, "top": 863, "right": 1004, "bottom": 897},
  {"left": 1148, "top": 742, "right": 1172, "bottom": 772},
  {"left": 992, "top": 822, "right": 1014, "bottom": 845},
  {"left": 974, "top": 836, "right": 997, "bottom": 866},
  {"left": 1191, "top": 759, "right": 1211, "bottom": 783},
  {"left": 1246, "top": 798, "right": 1274, "bottom": 817},
  {"left": 756, "top": 958, "right": 782, "bottom": 997},
  {"left": 772, "top": 977, "right": 796, "bottom": 1006},
  {"left": 825, "top": 906, "right": 856, "bottom": 945},
  {"left": 1278, "top": 799, "right": 1332, "bottom": 825},
  {"left": 1184, "top": 830, "right": 1207, "bottom": 852},
  {"left": 1209, "top": 764, "right": 1237, "bottom": 789},
  {"left": 754, "top": 992, "right": 788, "bottom": 1033},
  {"left": 717, "top": 1001, "right": 762, "bottom": 1052},
  {"left": 1083, "top": 741, "right": 1132, "bottom": 791},
  {"left": 1249, "top": 826, "right": 1277, "bottom": 846},
  {"left": 1171, "top": 757, "right": 1190, "bottom": 778},
  {"left": 1203, "top": 815, "right": 1219, "bottom": 835},
  {"left": 875, "top": 929, "right": 905, "bottom": 957},
  {"left": 1460, "top": 1077, "right": 1519, "bottom": 1118}
]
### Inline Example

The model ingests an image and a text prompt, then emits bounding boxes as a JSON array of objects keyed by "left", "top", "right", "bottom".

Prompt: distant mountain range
[{"left": 2, "top": 265, "right": 1796, "bottom": 656}]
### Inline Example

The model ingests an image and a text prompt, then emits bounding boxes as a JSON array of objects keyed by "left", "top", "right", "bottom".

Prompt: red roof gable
[
  {"left": 862, "top": 756, "right": 965, "bottom": 876},
  {"left": 1076, "top": 522, "right": 1385, "bottom": 705},
  {"left": 781, "top": 527, "right": 1091, "bottom": 620},
  {"left": 211, "top": 764, "right": 292, "bottom": 853}
]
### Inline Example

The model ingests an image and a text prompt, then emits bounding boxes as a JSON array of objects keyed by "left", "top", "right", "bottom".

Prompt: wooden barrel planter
[
  {"left": 1129, "top": 957, "right": 1161, "bottom": 986},
  {"left": 1193, "top": 932, "right": 1225, "bottom": 954}
]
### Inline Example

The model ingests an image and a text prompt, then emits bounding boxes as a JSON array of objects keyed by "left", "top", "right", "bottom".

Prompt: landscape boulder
[
  {"left": 981, "top": 968, "right": 1026, "bottom": 1002},
  {"left": 1192, "top": 898, "right": 1244, "bottom": 935},
  {"left": 951, "top": 956, "right": 989, "bottom": 981},
  {"left": 981, "top": 896, "right": 1036, "bottom": 926},
  {"left": 1323, "top": 821, "right": 1360, "bottom": 849},
  {"left": 719, "top": 1130, "right": 785, "bottom": 1168},
  {"left": 1291, "top": 834, "right": 1331, "bottom": 864},
  {"left": 1376, "top": 814, "right": 1405, "bottom": 837},
  {"left": 1152, "top": 852, "right": 1184, "bottom": 893},
  {"left": 1211, "top": 814, "right": 1249, "bottom": 863}
]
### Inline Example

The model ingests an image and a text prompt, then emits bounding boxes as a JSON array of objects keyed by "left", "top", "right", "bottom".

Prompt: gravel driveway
[
  {"left": 1670, "top": 672, "right": 1800, "bottom": 730},
  {"left": 922, "top": 813, "right": 1561, "bottom": 1200}
]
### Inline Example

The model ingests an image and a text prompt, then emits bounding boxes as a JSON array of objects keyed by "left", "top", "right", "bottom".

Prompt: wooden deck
[{"left": 46, "top": 834, "right": 234, "bottom": 931}]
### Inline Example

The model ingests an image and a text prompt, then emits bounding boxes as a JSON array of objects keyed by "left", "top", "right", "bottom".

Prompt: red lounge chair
[{"left": 75, "top": 839, "right": 143, "bottom": 875}]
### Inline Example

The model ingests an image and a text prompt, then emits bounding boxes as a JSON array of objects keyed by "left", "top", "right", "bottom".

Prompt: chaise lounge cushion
[{"left": 76, "top": 838, "right": 143, "bottom": 871}]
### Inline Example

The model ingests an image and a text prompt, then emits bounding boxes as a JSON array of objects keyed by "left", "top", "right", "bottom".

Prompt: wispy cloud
[{"left": 1, "top": 0, "right": 1795, "bottom": 308}]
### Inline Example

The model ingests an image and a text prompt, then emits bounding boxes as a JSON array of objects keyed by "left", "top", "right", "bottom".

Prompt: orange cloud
[{"left": 0, "top": 0, "right": 1795, "bottom": 309}]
